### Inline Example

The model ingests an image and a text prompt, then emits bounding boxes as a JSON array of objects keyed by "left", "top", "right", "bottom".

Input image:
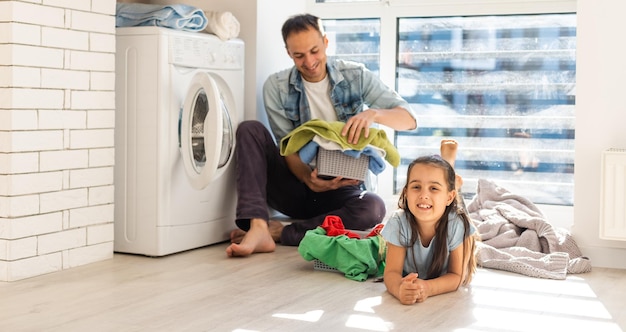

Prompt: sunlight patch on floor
[
  {"left": 272, "top": 309, "right": 324, "bottom": 322},
  {"left": 345, "top": 314, "right": 393, "bottom": 331},
  {"left": 465, "top": 270, "right": 622, "bottom": 331},
  {"left": 461, "top": 307, "right": 623, "bottom": 332},
  {"left": 472, "top": 288, "right": 612, "bottom": 319},
  {"left": 471, "top": 270, "right": 597, "bottom": 298},
  {"left": 353, "top": 296, "right": 382, "bottom": 313}
]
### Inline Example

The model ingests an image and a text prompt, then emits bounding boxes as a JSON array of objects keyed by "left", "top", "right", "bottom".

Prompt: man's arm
[
  {"left": 337, "top": 65, "right": 417, "bottom": 143},
  {"left": 342, "top": 106, "right": 416, "bottom": 144},
  {"left": 262, "top": 71, "right": 295, "bottom": 143},
  {"left": 369, "top": 106, "right": 417, "bottom": 131}
]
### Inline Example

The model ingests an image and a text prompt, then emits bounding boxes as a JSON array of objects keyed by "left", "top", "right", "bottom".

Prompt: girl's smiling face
[{"left": 405, "top": 163, "right": 456, "bottom": 225}]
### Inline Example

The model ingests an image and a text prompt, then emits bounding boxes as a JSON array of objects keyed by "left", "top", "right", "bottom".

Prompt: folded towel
[
  {"left": 116, "top": 3, "right": 208, "bottom": 32},
  {"left": 204, "top": 11, "right": 240, "bottom": 40}
]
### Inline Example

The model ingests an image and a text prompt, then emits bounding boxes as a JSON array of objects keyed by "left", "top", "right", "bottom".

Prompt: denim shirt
[{"left": 262, "top": 59, "right": 415, "bottom": 142}]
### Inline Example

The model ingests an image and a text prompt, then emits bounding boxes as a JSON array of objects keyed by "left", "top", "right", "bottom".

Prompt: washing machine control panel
[{"left": 168, "top": 35, "right": 243, "bottom": 70}]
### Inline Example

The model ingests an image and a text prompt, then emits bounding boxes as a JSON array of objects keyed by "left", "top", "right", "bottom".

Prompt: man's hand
[
  {"left": 341, "top": 109, "right": 377, "bottom": 144},
  {"left": 305, "top": 168, "right": 360, "bottom": 192}
]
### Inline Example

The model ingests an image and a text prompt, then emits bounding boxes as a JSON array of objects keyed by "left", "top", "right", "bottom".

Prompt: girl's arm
[{"left": 383, "top": 243, "right": 421, "bottom": 305}]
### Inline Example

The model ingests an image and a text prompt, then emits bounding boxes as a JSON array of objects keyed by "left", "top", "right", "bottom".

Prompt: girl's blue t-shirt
[{"left": 381, "top": 209, "right": 474, "bottom": 279}]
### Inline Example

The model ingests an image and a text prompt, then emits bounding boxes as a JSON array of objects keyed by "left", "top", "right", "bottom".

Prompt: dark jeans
[{"left": 234, "top": 120, "right": 386, "bottom": 246}]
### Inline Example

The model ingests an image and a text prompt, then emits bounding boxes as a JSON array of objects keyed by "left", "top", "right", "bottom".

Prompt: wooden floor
[{"left": 1, "top": 241, "right": 625, "bottom": 332}]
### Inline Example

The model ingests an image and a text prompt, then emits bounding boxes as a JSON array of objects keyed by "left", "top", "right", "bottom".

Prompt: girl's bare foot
[
  {"left": 440, "top": 139, "right": 458, "bottom": 168},
  {"left": 226, "top": 219, "right": 279, "bottom": 257},
  {"left": 455, "top": 174, "right": 464, "bottom": 191},
  {"left": 268, "top": 220, "right": 284, "bottom": 242},
  {"left": 440, "top": 139, "right": 463, "bottom": 190}
]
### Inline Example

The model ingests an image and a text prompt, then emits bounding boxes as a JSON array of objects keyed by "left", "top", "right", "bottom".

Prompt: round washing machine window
[
  {"left": 190, "top": 90, "right": 209, "bottom": 168},
  {"left": 217, "top": 92, "right": 234, "bottom": 168},
  {"left": 180, "top": 73, "right": 223, "bottom": 190}
]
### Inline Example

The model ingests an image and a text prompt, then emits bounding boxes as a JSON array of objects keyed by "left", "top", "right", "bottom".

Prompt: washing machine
[{"left": 114, "top": 26, "right": 244, "bottom": 256}]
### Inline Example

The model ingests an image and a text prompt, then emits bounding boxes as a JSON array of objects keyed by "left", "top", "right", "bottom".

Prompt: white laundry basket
[{"left": 316, "top": 148, "right": 369, "bottom": 181}]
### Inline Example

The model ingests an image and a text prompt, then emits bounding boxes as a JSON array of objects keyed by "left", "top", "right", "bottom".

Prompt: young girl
[{"left": 381, "top": 141, "right": 478, "bottom": 305}]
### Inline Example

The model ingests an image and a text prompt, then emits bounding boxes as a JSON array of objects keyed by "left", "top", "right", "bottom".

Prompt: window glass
[
  {"left": 323, "top": 18, "right": 381, "bottom": 74},
  {"left": 396, "top": 14, "right": 576, "bottom": 205}
]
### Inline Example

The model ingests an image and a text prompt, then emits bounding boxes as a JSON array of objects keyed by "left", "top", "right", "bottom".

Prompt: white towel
[{"left": 204, "top": 11, "right": 240, "bottom": 40}]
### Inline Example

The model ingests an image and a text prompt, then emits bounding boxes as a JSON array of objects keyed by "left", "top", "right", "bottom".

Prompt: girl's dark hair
[
  {"left": 281, "top": 14, "right": 325, "bottom": 44},
  {"left": 398, "top": 155, "right": 477, "bottom": 285}
]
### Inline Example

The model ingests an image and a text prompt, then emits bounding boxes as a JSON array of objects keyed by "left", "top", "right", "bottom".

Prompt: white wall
[
  {"left": 253, "top": 0, "right": 305, "bottom": 123},
  {"left": 0, "top": 1, "right": 117, "bottom": 281},
  {"left": 574, "top": 0, "right": 626, "bottom": 268}
]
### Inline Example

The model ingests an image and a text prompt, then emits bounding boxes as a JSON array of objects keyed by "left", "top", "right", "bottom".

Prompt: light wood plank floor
[{"left": 1, "top": 242, "right": 625, "bottom": 332}]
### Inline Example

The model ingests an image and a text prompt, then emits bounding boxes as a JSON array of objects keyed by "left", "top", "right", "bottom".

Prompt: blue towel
[
  {"left": 298, "top": 141, "right": 387, "bottom": 175},
  {"left": 116, "top": 3, "right": 208, "bottom": 32}
]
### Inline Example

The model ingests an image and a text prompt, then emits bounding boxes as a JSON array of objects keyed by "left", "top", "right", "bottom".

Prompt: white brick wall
[{"left": 0, "top": 0, "right": 116, "bottom": 281}]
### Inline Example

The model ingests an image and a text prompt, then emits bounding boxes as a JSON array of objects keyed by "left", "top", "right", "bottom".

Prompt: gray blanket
[{"left": 466, "top": 179, "right": 592, "bottom": 279}]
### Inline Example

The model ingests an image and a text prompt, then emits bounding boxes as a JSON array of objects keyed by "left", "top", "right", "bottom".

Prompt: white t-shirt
[{"left": 302, "top": 75, "right": 338, "bottom": 122}]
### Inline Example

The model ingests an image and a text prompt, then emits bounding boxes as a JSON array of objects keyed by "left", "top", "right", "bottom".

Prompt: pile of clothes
[
  {"left": 298, "top": 215, "right": 386, "bottom": 282},
  {"left": 280, "top": 119, "right": 400, "bottom": 176}
]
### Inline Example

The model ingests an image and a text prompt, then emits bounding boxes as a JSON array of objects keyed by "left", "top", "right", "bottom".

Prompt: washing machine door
[{"left": 180, "top": 72, "right": 234, "bottom": 190}]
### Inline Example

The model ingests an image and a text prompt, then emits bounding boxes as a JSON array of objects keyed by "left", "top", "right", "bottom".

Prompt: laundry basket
[
  {"left": 316, "top": 148, "right": 369, "bottom": 181},
  {"left": 313, "top": 259, "right": 341, "bottom": 273}
]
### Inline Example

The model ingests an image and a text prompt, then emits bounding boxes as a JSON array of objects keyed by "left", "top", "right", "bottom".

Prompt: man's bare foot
[
  {"left": 229, "top": 220, "right": 284, "bottom": 244},
  {"left": 226, "top": 219, "right": 277, "bottom": 257},
  {"left": 440, "top": 139, "right": 458, "bottom": 168}
]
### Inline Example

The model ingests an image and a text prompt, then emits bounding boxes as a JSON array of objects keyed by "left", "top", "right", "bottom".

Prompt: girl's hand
[
  {"left": 398, "top": 273, "right": 420, "bottom": 305},
  {"left": 398, "top": 273, "right": 430, "bottom": 304},
  {"left": 413, "top": 278, "right": 430, "bottom": 303}
]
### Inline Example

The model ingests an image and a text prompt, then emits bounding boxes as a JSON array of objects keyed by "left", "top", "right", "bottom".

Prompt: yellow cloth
[{"left": 279, "top": 119, "right": 400, "bottom": 167}]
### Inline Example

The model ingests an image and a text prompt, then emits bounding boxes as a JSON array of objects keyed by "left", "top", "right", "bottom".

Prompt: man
[{"left": 226, "top": 13, "right": 416, "bottom": 257}]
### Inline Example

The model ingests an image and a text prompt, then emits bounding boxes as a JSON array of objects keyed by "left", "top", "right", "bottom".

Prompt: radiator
[{"left": 600, "top": 148, "right": 626, "bottom": 241}]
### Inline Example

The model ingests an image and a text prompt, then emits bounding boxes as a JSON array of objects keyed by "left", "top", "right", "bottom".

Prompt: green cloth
[
  {"left": 279, "top": 119, "right": 400, "bottom": 167},
  {"left": 298, "top": 227, "right": 386, "bottom": 282}
]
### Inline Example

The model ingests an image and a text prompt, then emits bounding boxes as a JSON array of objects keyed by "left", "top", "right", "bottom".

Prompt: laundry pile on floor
[
  {"left": 298, "top": 216, "right": 386, "bottom": 282},
  {"left": 115, "top": 3, "right": 240, "bottom": 40}
]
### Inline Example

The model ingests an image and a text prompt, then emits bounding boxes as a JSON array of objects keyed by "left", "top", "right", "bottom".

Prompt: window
[
  {"left": 396, "top": 14, "right": 576, "bottom": 205},
  {"left": 316, "top": 2, "right": 576, "bottom": 206},
  {"left": 324, "top": 18, "right": 380, "bottom": 74}
]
